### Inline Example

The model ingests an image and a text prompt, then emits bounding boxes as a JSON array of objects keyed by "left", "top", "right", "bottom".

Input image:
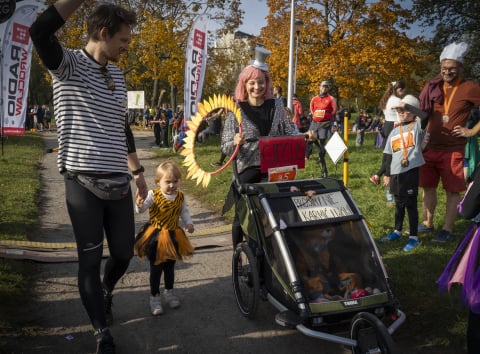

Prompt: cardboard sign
[
  {"left": 291, "top": 192, "right": 354, "bottom": 222},
  {"left": 259, "top": 135, "right": 306, "bottom": 173}
]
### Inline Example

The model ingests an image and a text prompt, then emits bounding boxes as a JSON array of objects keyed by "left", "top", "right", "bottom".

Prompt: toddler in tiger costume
[{"left": 134, "top": 160, "right": 194, "bottom": 315}]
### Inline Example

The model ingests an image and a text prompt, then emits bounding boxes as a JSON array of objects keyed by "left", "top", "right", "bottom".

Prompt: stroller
[{"left": 231, "top": 135, "right": 405, "bottom": 353}]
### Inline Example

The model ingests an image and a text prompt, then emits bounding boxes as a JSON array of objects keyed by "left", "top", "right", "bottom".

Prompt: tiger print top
[{"left": 135, "top": 189, "right": 193, "bottom": 230}]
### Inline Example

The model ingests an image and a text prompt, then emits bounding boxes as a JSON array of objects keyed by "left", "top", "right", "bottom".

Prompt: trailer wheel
[
  {"left": 232, "top": 242, "right": 260, "bottom": 318},
  {"left": 350, "top": 312, "right": 398, "bottom": 354}
]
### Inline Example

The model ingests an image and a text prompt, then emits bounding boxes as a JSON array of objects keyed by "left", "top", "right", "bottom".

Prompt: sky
[
  {"left": 237, "top": 0, "right": 269, "bottom": 36},
  {"left": 236, "top": 0, "right": 431, "bottom": 39}
]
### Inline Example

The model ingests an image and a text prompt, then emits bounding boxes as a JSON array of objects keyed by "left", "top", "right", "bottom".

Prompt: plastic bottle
[{"left": 386, "top": 190, "right": 394, "bottom": 207}]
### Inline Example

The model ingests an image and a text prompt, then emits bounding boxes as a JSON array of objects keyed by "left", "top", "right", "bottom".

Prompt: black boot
[{"left": 95, "top": 328, "right": 115, "bottom": 354}]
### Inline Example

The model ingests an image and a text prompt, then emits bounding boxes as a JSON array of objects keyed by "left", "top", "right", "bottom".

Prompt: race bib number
[{"left": 268, "top": 165, "right": 297, "bottom": 182}]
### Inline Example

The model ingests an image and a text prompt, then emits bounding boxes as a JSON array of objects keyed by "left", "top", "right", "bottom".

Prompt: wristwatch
[{"left": 132, "top": 165, "right": 144, "bottom": 175}]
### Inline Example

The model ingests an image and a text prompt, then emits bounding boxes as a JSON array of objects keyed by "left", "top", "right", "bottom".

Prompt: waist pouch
[{"left": 75, "top": 173, "right": 132, "bottom": 200}]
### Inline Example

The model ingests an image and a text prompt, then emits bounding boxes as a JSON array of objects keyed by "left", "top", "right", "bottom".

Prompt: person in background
[
  {"left": 134, "top": 160, "right": 194, "bottom": 316},
  {"left": 273, "top": 85, "right": 287, "bottom": 107},
  {"left": 380, "top": 95, "right": 428, "bottom": 252},
  {"left": 285, "top": 106, "right": 299, "bottom": 134},
  {"left": 374, "top": 117, "right": 386, "bottom": 148},
  {"left": 159, "top": 109, "right": 169, "bottom": 148},
  {"left": 36, "top": 104, "right": 45, "bottom": 131},
  {"left": 44, "top": 105, "right": 52, "bottom": 130},
  {"left": 144, "top": 104, "right": 150, "bottom": 129},
  {"left": 221, "top": 47, "right": 296, "bottom": 247},
  {"left": 151, "top": 107, "right": 162, "bottom": 148},
  {"left": 418, "top": 42, "right": 480, "bottom": 242},
  {"left": 30, "top": 1, "right": 147, "bottom": 353},
  {"left": 292, "top": 93, "right": 303, "bottom": 129},
  {"left": 354, "top": 109, "right": 371, "bottom": 147},
  {"left": 369, "top": 80, "right": 407, "bottom": 185},
  {"left": 307, "top": 80, "right": 338, "bottom": 177}
]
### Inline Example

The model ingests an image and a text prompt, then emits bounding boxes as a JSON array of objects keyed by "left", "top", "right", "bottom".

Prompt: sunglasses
[
  {"left": 100, "top": 66, "right": 115, "bottom": 91},
  {"left": 396, "top": 109, "right": 411, "bottom": 114}
]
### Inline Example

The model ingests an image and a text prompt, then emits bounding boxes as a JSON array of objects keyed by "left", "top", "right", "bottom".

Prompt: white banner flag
[
  {"left": 0, "top": 0, "right": 46, "bottom": 136},
  {"left": 127, "top": 91, "right": 145, "bottom": 109},
  {"left": 183, "top": 14, "right": 209, "bottom": 122}
]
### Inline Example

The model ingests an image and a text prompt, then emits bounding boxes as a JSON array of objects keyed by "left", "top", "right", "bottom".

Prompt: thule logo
[{"left": 342, "top": 300, "right": 359, "bottom": 307}]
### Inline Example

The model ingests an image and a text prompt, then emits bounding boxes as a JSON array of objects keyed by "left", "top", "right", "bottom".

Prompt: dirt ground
[{"left": 0, "top": 130, "right": 358, "bottom": 354}]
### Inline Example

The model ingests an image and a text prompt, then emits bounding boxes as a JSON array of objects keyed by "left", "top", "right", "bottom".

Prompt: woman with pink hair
[{"left": 221, "top": 47, "right": 296, "bottom": 247}]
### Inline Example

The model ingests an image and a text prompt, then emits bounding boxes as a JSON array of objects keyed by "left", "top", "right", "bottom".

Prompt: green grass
[
  {"left": 0, "top": 133, "right": 44, "bottom": 331},
  {"left": 0, "top": 129, "right": 471, "bottom": 352}
]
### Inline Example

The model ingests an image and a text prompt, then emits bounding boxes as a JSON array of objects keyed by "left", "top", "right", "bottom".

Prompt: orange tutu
[{"left": 135, "top": 223, "right": 194, "bottom": 265}]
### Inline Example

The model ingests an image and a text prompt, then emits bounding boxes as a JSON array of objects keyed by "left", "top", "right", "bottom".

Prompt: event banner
[
  {"left": 0, "top": 0, "right": 46, "bottom": 136},
  {"left": 183, "top": 14, "right": 209, "bottom": 122}
]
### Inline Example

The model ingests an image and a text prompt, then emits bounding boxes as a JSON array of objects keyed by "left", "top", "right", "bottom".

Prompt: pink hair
[{"left": 234, "top": 65, "right": 273, "bottom": 102}]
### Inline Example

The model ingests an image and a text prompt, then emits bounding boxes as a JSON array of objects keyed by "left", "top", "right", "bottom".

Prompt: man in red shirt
[
  {"left": 418, "top": 42, "right": 480, "bottom": 242},
  {"left": 307, "top": 81, "right": 337, "bottom": 177}
]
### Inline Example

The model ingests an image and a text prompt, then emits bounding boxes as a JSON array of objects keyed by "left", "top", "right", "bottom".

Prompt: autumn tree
[{"left": 260, "top": 0, "right": 433, "bottom": 110}]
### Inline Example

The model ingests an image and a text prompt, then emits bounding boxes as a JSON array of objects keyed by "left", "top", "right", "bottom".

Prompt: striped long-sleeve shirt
[
  {"left": 30, "top": 5, "right": 133, "bottom": 174},
  {"left": 51, "top": 49, "right": 129, "bottom": 174}
]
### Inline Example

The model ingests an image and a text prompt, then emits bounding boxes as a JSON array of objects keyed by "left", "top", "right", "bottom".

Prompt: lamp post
[
  {"left": 286, "top": 0, "right": 295, "bottom": 110},
  {"left": 293, "top": 20, "right": 304, "bottom": 96}
]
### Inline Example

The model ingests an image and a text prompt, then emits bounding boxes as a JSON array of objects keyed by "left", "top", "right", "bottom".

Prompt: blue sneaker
[
  {"left": 381, "top": 231, "right": 401, "bottom": 242},
  {"left": 433, "top": 229, "right": 454, "bottom": 242},
  {"left": 403, "top": 238, "right": 420, "bottom": 252},
  {"left": 418, "top": 223, "right": 434, "bottom": 233}
]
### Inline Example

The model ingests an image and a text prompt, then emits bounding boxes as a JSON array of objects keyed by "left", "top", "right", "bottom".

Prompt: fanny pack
[{"left": 75, "top": 173, "right": 132, "bottom": 200}]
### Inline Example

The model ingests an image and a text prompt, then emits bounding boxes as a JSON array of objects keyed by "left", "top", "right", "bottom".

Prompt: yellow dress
[{"left": 134, "top": 190, "right": 194, "bottom": 265}]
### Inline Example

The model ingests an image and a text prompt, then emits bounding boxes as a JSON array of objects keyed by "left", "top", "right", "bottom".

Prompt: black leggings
[
  {"left": 65, "top": 175, "right": 134, "bottom": 330},
  {"left": 393, "top": 194, "right": 419, "bottom": 236},
  {"left": 314, "top": 138, "right": 327, "bottom": 163},
  {"left": 150, "top": 260, "right": 176, "bottom": 295}
]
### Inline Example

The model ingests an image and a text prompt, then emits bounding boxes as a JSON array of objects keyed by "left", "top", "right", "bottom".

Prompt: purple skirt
[{"left": 437, "top": 224, "right": 480, "bottom": 314}]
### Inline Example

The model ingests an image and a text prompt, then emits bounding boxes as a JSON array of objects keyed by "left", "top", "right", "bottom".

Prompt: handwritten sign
[
  {"left": 291, "top": 192, "right": 354, "bottom": 222},
  {"left": 259, "top": 135, "right": 306, "bottom": 173}
]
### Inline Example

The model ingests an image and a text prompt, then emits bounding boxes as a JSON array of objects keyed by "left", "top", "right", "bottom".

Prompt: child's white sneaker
[
  {"left": 150, "top": 294, "right": 163, "bottom": 315},
  {"left": 162, "top": 289, "right": 180, "bottom": 309}
]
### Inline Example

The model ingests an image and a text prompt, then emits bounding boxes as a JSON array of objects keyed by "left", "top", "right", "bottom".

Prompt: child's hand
[
  {"left": 135, "top": 195, "right": 144, "bottom": 206},
  {"left": 383, "top": 176, "right": 391, "bottom": 187},
  {"left": 185, "top": 224, "right": 194, "bottom": 233}
]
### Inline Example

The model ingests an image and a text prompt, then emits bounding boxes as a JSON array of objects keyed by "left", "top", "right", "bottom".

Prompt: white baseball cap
[{"left": 393, "top": 94, "right": 427, "bottom": 119}]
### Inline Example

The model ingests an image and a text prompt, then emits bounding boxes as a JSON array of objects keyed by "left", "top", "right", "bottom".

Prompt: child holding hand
[
  {"left": 134, "top": 160, "right": 194, "bottom": 315},
  {"left": 380, "top": 95, "right": 428, "bottom": 252}
]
